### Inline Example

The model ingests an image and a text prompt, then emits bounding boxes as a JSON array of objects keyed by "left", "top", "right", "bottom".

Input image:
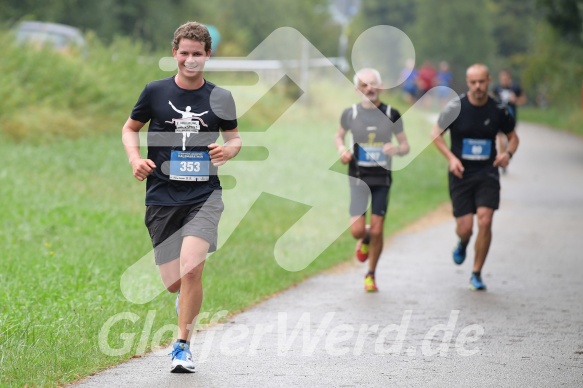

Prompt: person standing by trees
[
  {"left": 416, "top": 60, "right": 438, "bottom": 98},
  {"left": 436, "top": 60, "right": 453, "bottom": 105},
  {"left": 431, "top": 64, "right": 518, "bottom": 291},
  {"left": 400, "top": 58, "right": 419, "bottom": 104},
  {"left": 122, "top": 21, "right": 241, "bottom": 373},
  {"left": 335, "top": 68, "right": 410, "bottom": 292}
]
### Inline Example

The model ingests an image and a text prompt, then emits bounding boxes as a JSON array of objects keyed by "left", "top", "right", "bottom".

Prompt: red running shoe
[{"left": 355, "top": 239, "right": 369, "bottom": 262}]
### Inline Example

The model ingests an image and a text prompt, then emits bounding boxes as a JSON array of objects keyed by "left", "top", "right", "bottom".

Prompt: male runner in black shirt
[
  {"left": 493, "top": 69, "right": 525, "bottom": 174},
  {"left": 122, "top": 22, "right": 241, "bottom": 372},
  {"left": 431, "top": 64, "right": 519, "bottom": 291},
  {"left": 493, "top": 69, "right": 525, "bottom": 120}
]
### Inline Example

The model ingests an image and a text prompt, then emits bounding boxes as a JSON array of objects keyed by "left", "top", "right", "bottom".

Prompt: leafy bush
[
  {"left": 520, "top": 23, "right": 583, "bottom": 109},
  {"left": 0, "top": 30, "right": 168, "bottom": 143}
]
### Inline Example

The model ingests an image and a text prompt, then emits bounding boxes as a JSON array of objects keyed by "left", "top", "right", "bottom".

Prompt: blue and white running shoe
[
  {"left": 469, "top": 274, "right": 487, "bottom": 291},
  {"left": 170, "top": 342, "right": 195, "bottom": 373},
  {"left": 453, "top": 241, "right": 467, "bottom": 265}
]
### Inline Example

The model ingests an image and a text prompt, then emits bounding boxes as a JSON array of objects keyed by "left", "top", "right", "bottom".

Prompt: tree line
[
  {"left": 350, "top": 0, "right": 582, "bottom": 107},
  {"left": 2, "top": 0, "right": 581, "bottom": 107}
]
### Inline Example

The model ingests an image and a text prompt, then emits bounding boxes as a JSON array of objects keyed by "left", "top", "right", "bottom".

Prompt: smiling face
[
  {"left": 466, "top": 65, "right": 491, "bottom": 105},
  {"left": 172, "top": 38, "right": 210, "bottom": 88}
]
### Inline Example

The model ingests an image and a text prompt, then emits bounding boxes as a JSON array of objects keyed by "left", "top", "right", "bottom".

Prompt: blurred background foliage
[{"left": 1, "top": 0, "right": 582, "bottom": 112}]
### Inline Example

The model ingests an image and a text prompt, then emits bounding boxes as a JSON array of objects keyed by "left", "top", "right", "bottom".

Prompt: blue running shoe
[
  {"left": 453, "top": 241, "right": 467, "bottom": 265},
  {"left": 469, "top": 274, "right": 487, "bottom": 291},
  {"left": 170, "top": 342, "right": 195, "bottom": 373},
  {"left": 175, "top": 291, "right": 180, "bottom": 316}
]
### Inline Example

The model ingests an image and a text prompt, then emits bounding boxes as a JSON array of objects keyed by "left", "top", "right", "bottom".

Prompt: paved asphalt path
[{"left": 75, "top": 122, "right": 583, "bottom": 387}]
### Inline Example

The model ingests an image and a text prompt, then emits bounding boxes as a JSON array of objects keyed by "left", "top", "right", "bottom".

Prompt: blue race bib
[
  {"left": 357, "top": 145, "right": 387, "bottom": 167},
  {"left": 462, "top": 139, "right": 492, "bottom": 161},
  {"left": 169, "top": 150, "right": 210, "bottom": 181}
]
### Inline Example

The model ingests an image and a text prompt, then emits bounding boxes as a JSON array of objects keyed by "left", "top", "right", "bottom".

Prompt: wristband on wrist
[{"left": 507, "top": 150, "right": 513, "bottom": 159}]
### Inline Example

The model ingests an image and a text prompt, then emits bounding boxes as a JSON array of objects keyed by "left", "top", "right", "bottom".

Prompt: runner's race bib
[
  {"left": 357, "top": 145, "right": 387, "bottom": 167},
  {"left": 462, "top": 138, "right": 492, "bottom": 161},
  {"left": 169, "top": 150, "right": 210, "bottom": 181}
]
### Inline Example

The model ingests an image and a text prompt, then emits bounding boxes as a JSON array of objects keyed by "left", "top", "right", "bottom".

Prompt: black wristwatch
[{"left": 507, "top": 150, "right": 513, "bottom": 159}]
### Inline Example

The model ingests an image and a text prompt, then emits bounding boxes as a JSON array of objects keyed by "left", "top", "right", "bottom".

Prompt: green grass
[
  {"left": 0, "top": 127, "right": 449, "bottom": 387},
  {"left": 520, "top": 106, "right": 583, "bottom": 137},
  {"left": 0, "top": 111, "right": 449, "bottom": 388},
  {"left": 0, "top": 32, "right": 450, "bottom": 386},
  {"left": 8, "top": 23, "right": 583, "bottom": 386}
]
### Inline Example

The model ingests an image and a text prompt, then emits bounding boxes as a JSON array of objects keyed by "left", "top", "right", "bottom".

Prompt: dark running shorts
[
  {"left": 349, "top": 182, "right": 391, "bottom": 217},
  {"left": 449, "top": 170, "right": 500, "bottom": 218},
  {"left": 144, "top": 195, "right": 224, "bottom": 265}
]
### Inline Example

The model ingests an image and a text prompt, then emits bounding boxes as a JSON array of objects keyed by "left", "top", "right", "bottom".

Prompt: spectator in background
[
  {"left": 436, "top": 60, "right": 454, "bottom": 105},
  {"left": 417, "top": 60, "right": 437, "bottom": 97},
  {"left": 400, "top": 58, "right": 418, "bottom": 104}
]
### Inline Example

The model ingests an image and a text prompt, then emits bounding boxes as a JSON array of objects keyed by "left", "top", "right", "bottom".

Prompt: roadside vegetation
[
  {"left": 1, "top": 0, "right": 581, "bottom": 383},
  {"left": 0, "top": 31, "right": 450, "bottom": 387}
]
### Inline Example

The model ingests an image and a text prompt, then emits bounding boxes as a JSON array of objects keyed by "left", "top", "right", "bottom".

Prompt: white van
[{"left": 14, "top": 21, "right": 86, "bottom": 55}]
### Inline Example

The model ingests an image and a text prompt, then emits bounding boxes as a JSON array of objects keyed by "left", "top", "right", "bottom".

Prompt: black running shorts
[
  {"left": 349, "top": 181, "right": 391, "bottom": 217},
  {"left": 449, "top": 170, "right": 500, "bottom": 218}
]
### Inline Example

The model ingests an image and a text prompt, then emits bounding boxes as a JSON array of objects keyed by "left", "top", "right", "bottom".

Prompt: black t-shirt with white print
[
  {"left": 131, "top": 76, "right": 237, "bottom": 206},
  {"left": 340, "top": 103, "right": 403, "bottom": 187},
  {"left": 437, "top": 94, "right": 515, "bottom": 176}
]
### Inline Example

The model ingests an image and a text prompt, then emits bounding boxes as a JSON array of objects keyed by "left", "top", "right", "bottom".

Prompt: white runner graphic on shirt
[{"left": 167, "top": 100, "right": 209, "bottom": 150}]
